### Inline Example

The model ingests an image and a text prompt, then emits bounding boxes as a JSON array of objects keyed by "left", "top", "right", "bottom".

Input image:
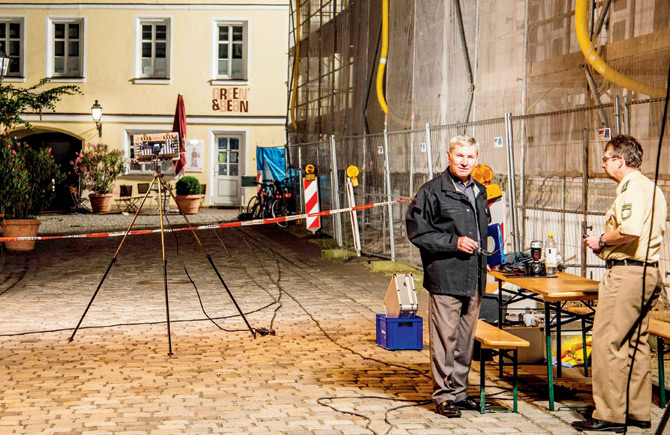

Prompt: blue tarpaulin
[{"left": 256, "top": 147, "right": 286, "bottom": 182}]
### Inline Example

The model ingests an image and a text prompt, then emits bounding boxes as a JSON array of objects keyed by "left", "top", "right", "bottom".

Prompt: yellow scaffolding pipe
[
  {"left": 575, "top": 0, "right": 666, "bottom": 98},
  {"left": 376, "top": 0, "right": 389, "bottom": 114}
]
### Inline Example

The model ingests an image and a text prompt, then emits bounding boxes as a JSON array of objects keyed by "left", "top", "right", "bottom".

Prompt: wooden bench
[
  {"left": 649, "top": 318, "right": 670, "bottom": 408},
  {"left": 475, "top": 319, "right": 530, "bottom": 413}
]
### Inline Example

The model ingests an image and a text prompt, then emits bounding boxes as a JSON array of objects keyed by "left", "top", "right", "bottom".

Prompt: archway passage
[{"left": 20, "top": 132, "right": 83, "bottom": 212}]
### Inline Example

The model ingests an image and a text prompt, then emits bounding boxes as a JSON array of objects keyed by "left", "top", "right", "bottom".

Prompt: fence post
[
  {"left": 504, "top": 113, "right": 520, "bottom": 252},
  {"left": 615, "top": 95, "right": 621, "bottom": 135},
  {"left": 330, "top": 135, "right": 343, "bottom": 248},
  {"left": 298, "top": 145, "right": 304, "bottom": 213},
  {"left": 383, "top": 122, "right": 396, "bottom": 261},
  {"left": 425, "top": 123, "right": 434, "bottom": 178}
]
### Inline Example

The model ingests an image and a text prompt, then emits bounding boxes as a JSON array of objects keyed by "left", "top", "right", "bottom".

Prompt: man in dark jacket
[{"left": 406, "top": 135, "right": 490, "bottom": 418}]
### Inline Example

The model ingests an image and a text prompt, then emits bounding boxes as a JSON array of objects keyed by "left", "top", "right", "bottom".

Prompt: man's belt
[{"left": 606, "top": 259, "right": 658, "bottom": 269}]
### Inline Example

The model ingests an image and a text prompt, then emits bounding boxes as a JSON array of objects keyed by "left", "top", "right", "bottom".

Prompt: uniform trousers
[
  {"left": 592, "top": 264, "right": 662, "bottom": 423},
  {"left": 429, "top": 292, "right": 482, "bottom": 405}
]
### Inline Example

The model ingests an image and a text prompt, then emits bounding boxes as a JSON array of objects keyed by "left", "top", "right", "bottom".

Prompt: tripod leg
[
  {"left": 69, "top": 176, "right": 160, "bottom": 342},
  {"left": 158, "top": 176, "right": 174, "bottom": 356},
  {"left": 164, "top": 183, "right": 257, "bottom": 339}
]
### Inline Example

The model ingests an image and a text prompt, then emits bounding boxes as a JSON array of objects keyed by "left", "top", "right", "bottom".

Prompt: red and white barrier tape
[{"left": 0, "top": 197, "right": 412, "bottom": 242}]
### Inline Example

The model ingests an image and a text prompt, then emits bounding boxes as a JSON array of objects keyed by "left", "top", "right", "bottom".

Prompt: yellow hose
[
  {"left": 376, "top": 0, "right": 389, "bottom": 114},
  {"left": 290, "top": 0, "right": 301, "bottom": 130},
  {"left": 575, "top": 0, "right": 666, "bottom": 98}
]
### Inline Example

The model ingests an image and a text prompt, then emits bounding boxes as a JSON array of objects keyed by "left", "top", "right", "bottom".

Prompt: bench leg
[
  {"left": 480, "top": 346, "right": 486, "bottom": 413},
  {"left": 556, "top": 306, "right": 562, "bottom": 379},
  {"left": 581, "top": 318, "right": 589, "bottom": 377},
  {"left": 545, "top": 304, "right": 555, "bottom": 411},
  {"left": 513, "top": 348, "right": 518, "bottom": 413},
  {"left": 659, "top": 337, "right": 666, "bottom": 409}
]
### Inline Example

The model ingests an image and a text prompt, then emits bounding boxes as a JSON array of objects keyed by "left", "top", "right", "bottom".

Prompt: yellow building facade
[{"left": 0, "top": 0, "right": 289, "bottom": 209}]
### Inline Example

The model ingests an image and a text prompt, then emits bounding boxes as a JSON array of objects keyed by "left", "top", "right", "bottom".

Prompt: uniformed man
[
  {"left": 406, "top": 135, "right": 490, "bottom": 418},
  {"left": 573, "top": 135, "right": 667, "bottom": 432}
]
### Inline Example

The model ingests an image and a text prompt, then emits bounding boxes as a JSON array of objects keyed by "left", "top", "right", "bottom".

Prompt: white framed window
[
  {"left": 0, "top": 17, "right": 24, "bottom": 78},
  {"left": 46, "top": 17, "right": 85, "bottom": 78},
  {"left": 124, "top": 128, "right": 176, "bottom": 175},
  {"left": 135, "top": 17, "right": 171, "bottom": 80},
  {"left": 213, "top": 20, "right": 248, "bottom": 81},
  {"left": 214, "top": 134, "right": 241, "bottom": 177}
]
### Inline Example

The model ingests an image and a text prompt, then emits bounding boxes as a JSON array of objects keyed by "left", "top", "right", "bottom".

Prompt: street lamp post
[{"left": 91, "top": 100, "right": 102, "bottom": 137}]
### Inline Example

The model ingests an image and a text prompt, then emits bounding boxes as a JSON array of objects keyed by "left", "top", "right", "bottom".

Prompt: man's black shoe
[
  {"left": 436, "top": 401, "right": 461, "bottom": 418},
  {"left": 571, "top": 418, "right": 625, "bottom": 433},
  {"left": 454, "top": 397, "right": 479, "bottom": 411},
  {"left": 626, "top": 418, "right": 651, "bottom": 429}
]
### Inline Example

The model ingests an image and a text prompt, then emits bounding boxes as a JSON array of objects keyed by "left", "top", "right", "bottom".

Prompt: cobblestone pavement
[{"left": 0, "top": 212, "right": 665, "bottom": 434}]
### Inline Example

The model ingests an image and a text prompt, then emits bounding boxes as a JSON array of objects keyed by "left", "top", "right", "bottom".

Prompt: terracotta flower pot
[
  {"left": 2, "top": 218, "right": 41, "bottom": 251},
  {"left": 89, "top": 193, "right": 114, "bottom": 213},
  {"left": 175, "top": 195, "right": 202, "bottom": 215}
]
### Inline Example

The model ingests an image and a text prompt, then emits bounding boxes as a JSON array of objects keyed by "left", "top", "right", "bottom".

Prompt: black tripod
[{"left": 69, "top": 158, "right": 256, "bottom": 356}]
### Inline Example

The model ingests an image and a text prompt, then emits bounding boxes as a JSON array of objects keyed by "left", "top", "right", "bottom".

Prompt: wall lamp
[{"left": 91, "top": 100, "right": 102, "bottom": 136}]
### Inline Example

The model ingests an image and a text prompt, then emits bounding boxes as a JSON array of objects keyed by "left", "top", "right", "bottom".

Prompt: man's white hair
[{"left": 449, "top": 135, "right": 479, "bottom": 154}]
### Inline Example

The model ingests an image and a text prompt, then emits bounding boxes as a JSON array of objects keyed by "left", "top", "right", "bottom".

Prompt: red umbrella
[{"left": 172, "top": 94, "right": 187, "bottom": 176}]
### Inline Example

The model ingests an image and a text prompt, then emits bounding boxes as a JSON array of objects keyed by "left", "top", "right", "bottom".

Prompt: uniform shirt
[{"left": 599, "top": 170, "right": 667, "bottom": 262}]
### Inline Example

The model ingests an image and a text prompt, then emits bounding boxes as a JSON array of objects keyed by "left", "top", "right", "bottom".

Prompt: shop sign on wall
[{"left": 212, "top": 87, "right": 249, "bottom": 113}]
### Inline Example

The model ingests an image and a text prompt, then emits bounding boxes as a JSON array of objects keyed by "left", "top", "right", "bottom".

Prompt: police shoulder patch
[
  {"left": 621, "top": 180, "right": 629, "bottom": 193},
  {"left": 622, "top": 203, "right": 632, "bottom": 221}
]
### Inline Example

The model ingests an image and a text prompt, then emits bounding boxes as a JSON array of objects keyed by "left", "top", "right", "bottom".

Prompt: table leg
[
  {"left": 480, "top": 347, "right": 486, "bottom": 414},
  {"left": 581, "top": 318, "right": 589, "bottom": 377},
  {"left": 545, "top": 303, "right": 555, "bottom": 411},
  {"left": 556, "top": 306, "right": 562, "bottom": 378},
  {"left": 498, "top": 282, "right": 503, "bottom": 377}
]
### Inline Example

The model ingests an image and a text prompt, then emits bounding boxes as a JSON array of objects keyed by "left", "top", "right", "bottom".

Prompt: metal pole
[
  {"left": 330, "top": 135, "right": 342, "bottom": 247},
  {"left": 581, "top": 126, "right": 590, "bottom": 277},
  {"left": 624, "top": 96, "right": 631, "bottom": 134},
  {"left": 519, "top": 0, "right": 530, "bottom": 249},
  {"left": 409, "top": 114, "right": 415, "bottom": 196},
  {"left": 425, "top": 123, "right": 434, "bottom": 178},
  {"left": 504, "top": 113, "right": 519, "bottom": 252},
  {"left": 298, "top": 145, "right": 304, "bottom": 213},
  {"left": 615, "top": 95, "right": 621, "bottom": 135},
  {"left": 383, "top": 119, "right": 396, "bottom": 261}
]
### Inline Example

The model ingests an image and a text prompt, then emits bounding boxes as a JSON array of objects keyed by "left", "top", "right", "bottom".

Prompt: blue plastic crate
[{"left": 376, "top": 314, "right": 423, "bottom": 350}]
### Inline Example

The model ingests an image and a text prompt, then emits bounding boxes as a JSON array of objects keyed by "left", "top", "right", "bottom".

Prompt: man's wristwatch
[{"left": 598, "top": 234, "right": 606, "bottom": 249}]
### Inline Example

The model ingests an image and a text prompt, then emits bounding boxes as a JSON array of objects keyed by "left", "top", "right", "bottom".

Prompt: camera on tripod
[
  {"left": 525, "top": 240, "right": 546, "bottom": 276},
  {"left": 133, "top": 132, "right": 180, "bottom": 163}
]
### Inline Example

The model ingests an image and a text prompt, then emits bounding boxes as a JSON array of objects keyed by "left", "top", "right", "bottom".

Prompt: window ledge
[
  {"left": 210, "top": 79, "right": 249, "bottom": 86},
  {"left": 132, "top": 78, "right": 172, "bottom": 85},
  {"left": 2, "top": 77, "right": 26, "bottom": 83},
  {"left": 47, "top": 77, "right": 85, "bottom": 83}
]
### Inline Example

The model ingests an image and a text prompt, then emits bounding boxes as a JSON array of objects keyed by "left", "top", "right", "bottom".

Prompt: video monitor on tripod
[{"left": 133, "top": 132, "right": 180, "bottom": 162}]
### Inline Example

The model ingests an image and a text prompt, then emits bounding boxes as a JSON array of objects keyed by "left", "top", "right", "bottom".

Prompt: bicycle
[
  {"left": 270, "top": 179, "right": 293, "bottom": 227},
  {"left": 246, "top": 180, "right": 276, "bottom": 219}
]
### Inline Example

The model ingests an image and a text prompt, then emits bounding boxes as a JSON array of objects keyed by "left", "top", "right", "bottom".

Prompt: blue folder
[{"left": 487, "top": 223, "right": 506, "bottom": 267}]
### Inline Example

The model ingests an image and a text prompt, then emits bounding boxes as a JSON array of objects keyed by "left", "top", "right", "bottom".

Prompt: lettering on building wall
[{"left": 212, "top": 87, "right": 249, "bottom": 113}]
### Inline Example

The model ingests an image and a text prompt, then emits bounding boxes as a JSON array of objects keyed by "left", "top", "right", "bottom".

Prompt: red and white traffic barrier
[{"left": 303, "top": 177, "right": 321, "bottom": 232}]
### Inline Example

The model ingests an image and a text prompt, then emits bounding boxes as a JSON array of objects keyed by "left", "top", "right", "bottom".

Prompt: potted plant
[
  {"left": 0, "top": 138, "right": 65, "bottom": 251},
  {"left": 175, "top": 176, "right": 202, "bottom": 214},
  {"left": 72, "top": 143, "right": 126, "bottom": 213}
]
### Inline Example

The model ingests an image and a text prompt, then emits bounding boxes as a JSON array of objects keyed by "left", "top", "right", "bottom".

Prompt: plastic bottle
[{"left": 545, "top": 233, "right": 558, "bottom": 276}]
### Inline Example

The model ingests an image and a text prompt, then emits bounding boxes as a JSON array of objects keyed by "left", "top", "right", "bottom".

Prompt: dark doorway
[{"left": 21, "top": 132, "right": 83, "bottom": 211}]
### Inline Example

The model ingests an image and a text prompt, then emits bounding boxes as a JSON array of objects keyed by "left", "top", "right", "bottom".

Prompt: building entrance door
[
  {"left": 21, "top": 132, "right": 83, "bottom": 211},
  {"left": 211, "top": 134, "right": 242, "bottom": 205}
]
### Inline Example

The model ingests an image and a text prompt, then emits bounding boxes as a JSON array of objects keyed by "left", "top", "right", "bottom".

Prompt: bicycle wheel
[
  {"left": 247, "top": 196, "right": 261, "bottom": 218},
  {"left": 271, "top": 199, "right": 288, "bottom": 227}
]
